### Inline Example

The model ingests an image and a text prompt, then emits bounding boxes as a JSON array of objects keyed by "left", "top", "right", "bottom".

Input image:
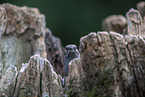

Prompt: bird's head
[{"left": 64, "top": 44, "right": 79, "bottom": 58}]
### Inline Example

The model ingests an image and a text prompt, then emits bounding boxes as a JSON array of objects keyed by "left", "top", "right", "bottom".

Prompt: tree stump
[{"left": 0, "top": 2, "right": 145, "bottom": 97}]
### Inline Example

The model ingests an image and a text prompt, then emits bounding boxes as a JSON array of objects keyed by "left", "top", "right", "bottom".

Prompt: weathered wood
[
  {"left": 45, "top": 29, "right": 64, "bottom": 75},
  {"left": 102, "top": 15, "right": 127, "bottom": 34},
  {"left": 126, "top": 8, "right": 143, "bottom": 35},
  {"left": 137, "top": 1, "right": 145, "bottom": 18},
  {"left": 0, "top": 2, "right": 145, "bottom": 97},
  {"left": 0, "top": 65, "right": 17, "bottom": 97},
  {"left": 76, "top": 31, "right": 145, "bottom": 97},
  {"left": 12, "top": 54, "right": 62, "bottom": 97},
  {"left": 0, "top": 3, "right": 47, "bottom": 71}
]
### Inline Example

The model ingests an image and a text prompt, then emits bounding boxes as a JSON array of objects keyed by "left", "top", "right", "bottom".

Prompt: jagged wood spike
[{"left": 126, "top": 8, "right": 143, "bottom": 35}]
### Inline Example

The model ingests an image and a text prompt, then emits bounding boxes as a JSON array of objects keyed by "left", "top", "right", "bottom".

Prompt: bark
[
  {"left": 45, "top": 29, "right": 64, "bottom": 75},
  {"left": 0, "top": 3, "right": 47, "bottom": 71},
  {"left": 13, "top": 54, "right": 62, "bottom": 97},
  {"left": 0, "top": 2, "right": 145, "bottom": 97},
  {"left": 66, "top": 2, "right": 145, "bottom": 97},
  {"left": 78, "top": 31, "right": 145, "bottom": 97},
  {"left": 0, "top": 65, "right": 17, "bottom": 97},
  {"left": 102, "top": 15, "right": 127, "bottom": 34},
  {"left": 0, "top": 3, "right": 63, "bottom": 97}
]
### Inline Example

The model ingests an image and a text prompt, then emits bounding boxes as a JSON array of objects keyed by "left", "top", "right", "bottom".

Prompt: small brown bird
[{"left": 64, "top": 44, "right": 80, "bottom": 77}]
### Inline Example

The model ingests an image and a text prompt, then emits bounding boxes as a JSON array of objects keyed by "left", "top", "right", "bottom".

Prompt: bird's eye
[
  {"left": 74, "top": 47, "right": 77, "bottom": 50},
  {"left": 65, "top": 47, "right": 69, "bottom": 51}
]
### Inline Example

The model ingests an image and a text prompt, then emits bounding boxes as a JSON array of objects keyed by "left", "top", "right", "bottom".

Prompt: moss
[
  {"left": 67, "top": 77, "right": 81, "bottom": 97},
  {"left": 84, "top": 70, "right": 114, "bottom": 97}
]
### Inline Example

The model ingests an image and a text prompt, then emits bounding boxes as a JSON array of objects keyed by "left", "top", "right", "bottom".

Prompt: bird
[{"left": 63, "top": 44, "right": 80, "bottom": 77}]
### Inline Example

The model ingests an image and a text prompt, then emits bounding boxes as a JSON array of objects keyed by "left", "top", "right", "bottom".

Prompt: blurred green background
[{"left": 0, "top": 0, "right": 142, "bottom": 46}]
